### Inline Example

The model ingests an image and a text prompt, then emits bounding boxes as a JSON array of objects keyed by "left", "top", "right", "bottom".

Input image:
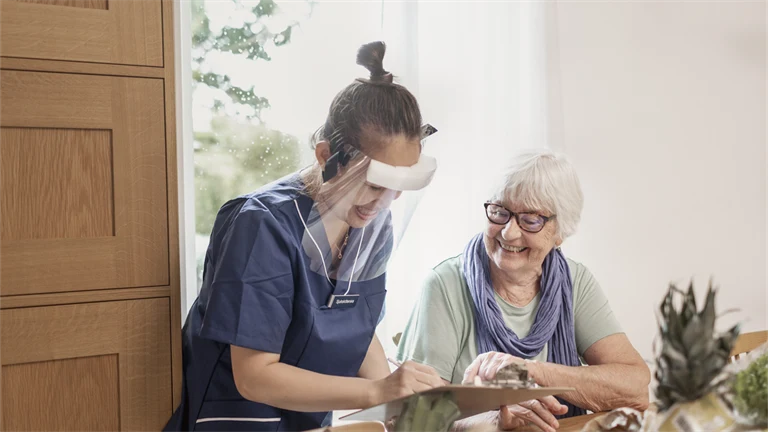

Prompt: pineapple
[{"left": 654, "top": 281, "right": 741, "bottom": 411}]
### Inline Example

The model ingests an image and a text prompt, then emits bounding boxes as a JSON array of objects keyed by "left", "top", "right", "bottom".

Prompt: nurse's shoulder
[
  {"left": 209, "top": 174, "right": 305, "bottom": 256},
  {"left": 214, "top": 174, "right": 303, "bottom": 229}
]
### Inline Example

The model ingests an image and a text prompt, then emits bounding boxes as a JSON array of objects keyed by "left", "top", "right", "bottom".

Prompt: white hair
[{"left": 489, "top": 148, "right": 584, "bottom": 240}]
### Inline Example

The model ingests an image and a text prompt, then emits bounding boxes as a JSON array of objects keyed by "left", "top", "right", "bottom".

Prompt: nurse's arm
[
  {"left": 231, "top": 345, "right": 375, "bottom": 411},
  {"left": 231, "top": 345, "right": 444, "bottom": 411},
  {"left": 357, "top": 335, "right": 390, "bottom": 380}
]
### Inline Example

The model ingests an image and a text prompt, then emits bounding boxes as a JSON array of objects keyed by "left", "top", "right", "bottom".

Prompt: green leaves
[
  {"left": 253, "top": 0, "right": 277, "bottom": 17},
  {"left": 190, "top": 0, "right": 309, "bottom": 121},
  {"left": 189, "top": 0, "right": 314, "bottom": 285},
  {"left": 214, "top": 25, "right": 273, "bottom": 60},
  {"left": 732, "top": 353, "right": 768, "bottom": 426},
  {"left": 193, "top": 116, "right": 300, "bottom": 233},
  {"left": 191, "top": 0, "right": 212, "bottom": 46},
  {"left": 191, "top": 70, "right": 271, "bottom": 119},
  {"left": 273, "top": 26, "right": 292, "bottom": 47}
]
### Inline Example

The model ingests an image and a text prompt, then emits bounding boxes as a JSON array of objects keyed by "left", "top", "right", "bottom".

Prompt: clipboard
[
  {"left": 304, "top": 421, "right": 387, "bottom": 432},
  {"left": 340, "top": 385, "right": 575, "bottom": 422}
]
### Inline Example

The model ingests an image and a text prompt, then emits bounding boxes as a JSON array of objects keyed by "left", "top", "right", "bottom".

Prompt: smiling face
[
  {"left": 341, "top": 132, "right": 419, "bottom": 228},
  {"left": 315, "top": 131, "right": 421, "bottom": 229},
  {"left": 483, "top": 202, "right": 560, "bottom": 277}
]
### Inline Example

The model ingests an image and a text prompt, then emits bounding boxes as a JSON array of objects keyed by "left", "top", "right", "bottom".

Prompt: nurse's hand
[{"left": 369, "top": 361, "right": 444, "bottom": 406}]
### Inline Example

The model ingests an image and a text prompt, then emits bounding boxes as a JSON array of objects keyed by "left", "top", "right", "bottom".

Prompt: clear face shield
[{"left": 296, "top": 125, "right": 438, "bottom": 298}]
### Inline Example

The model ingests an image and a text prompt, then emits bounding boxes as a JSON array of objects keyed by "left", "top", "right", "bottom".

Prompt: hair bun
[{"left": 356, "top": 41, "right": 393, "bottom": 83}]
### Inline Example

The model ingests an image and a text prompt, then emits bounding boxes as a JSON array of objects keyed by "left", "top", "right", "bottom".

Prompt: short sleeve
[
  {"left": 199, "top": 204, "right": 295, "bottom": 354},
  {"left": 396, "top": 270, "right": 463, "bottom": 381},
  {"left": 377, "top": 301, "right": 386, "bottom": 326},
  {"left": 572, "top": 262, "right": 623, "bottom": 356}
]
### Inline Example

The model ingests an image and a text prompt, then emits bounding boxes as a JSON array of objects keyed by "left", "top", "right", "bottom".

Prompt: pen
[{"left": 387, "top": 357, "right": 402, "bottom": 368}]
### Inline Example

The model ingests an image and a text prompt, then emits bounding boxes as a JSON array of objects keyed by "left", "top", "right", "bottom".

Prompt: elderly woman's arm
[
  {"left": 464, "top": 336, "right": 650, "bottom": 415},
  {"left": 528, "top": 333, "right": 650, "bottom": 412}
]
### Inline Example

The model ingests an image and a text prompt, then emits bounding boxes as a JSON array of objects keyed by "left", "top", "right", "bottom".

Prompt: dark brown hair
[{"left": 303, "top": 41, "right": 423, "bottom": 196}]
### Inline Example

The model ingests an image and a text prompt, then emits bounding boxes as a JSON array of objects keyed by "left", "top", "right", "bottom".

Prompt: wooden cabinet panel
[
  {"left": 0, "top": 70, "right": 169, "bottom": 295},
  {"left": 1, "top": 0, "right": 163, "bottom": 66},
  {"left": 3, "top": 355, "right": 120, "bottom": 431},
  {"left": 2, "top": 128, "right": 114, "bottom": 241},
  {"left": 1, "top": 298, "right": 172, "bottom": 431},
  {"left": 14, "top": 0, "right": 108, "bottom": 9}
]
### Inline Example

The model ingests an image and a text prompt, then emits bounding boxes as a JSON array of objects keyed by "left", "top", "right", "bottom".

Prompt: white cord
[
  {"left": 294, "top": 200, "right": 363, "bottom": 294},
  {"left": 344, "top": 226, "right": 364, "bottom": 296},
  {"left": 294, "top": 200, "right": 332, "bottom": 284}
]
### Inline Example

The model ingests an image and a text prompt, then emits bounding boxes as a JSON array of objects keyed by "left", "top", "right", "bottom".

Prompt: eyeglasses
[{"left": 484, "top": 202, "right": 555, "bottom": 233}]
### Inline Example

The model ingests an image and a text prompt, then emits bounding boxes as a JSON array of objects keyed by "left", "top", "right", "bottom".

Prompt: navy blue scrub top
[{"left": 165, "top": 174, "right": 387, "bottom": 432}]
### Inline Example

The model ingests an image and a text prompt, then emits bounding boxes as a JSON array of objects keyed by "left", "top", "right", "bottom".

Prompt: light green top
[{"left": 396, "top": 255, "right": 623, "bottom": 383}]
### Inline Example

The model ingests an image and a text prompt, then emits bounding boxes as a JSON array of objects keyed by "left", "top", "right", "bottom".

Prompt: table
[{"left": 517, "top": 412, "right": 604, "bottom": 432}]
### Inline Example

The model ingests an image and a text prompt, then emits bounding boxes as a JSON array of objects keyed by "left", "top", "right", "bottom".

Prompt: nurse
[{"left": 165, "top": 41, "right": 444, "bottom": 431}]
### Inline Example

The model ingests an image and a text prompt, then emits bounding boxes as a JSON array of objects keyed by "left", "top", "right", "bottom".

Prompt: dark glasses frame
[{"left": 484, "top": 202, "right": 555, "bottom": 233}]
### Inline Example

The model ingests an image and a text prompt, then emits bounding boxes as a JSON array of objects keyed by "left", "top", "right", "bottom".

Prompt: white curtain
[
  {"left": 176, "top": 0, "right": 565, "bottom": 337},
  {"left": 377, "top": 1, "right": 565, "bottom": 357}
]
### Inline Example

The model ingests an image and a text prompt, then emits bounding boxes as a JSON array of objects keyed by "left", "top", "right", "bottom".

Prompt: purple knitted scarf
[{"left": 463, "top": 233, "right": 586, "bottom": 417}]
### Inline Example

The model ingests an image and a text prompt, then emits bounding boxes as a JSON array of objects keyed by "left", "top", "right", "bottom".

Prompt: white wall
[
  {"left": 556, "top": 1, "right": 767, "bottom": 361},
  {"left": 379, "top": 1, "right": 767, "bottom": 365}
]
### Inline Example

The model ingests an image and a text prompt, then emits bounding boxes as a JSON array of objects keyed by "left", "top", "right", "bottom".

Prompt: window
[
  {"left": 182, "top": 0, "right": 556, "bottom": 364},
  {"left": 190, "top": 0, "right": 384, "bottom": 291}
]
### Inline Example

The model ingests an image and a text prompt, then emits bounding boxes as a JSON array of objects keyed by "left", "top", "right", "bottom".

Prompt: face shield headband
[{"left": 321, "top": 124, "right": 438, "bottom": 191}]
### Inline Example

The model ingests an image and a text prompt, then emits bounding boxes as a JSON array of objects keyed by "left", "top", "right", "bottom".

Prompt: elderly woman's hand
[
  {"left": 499, "top": 398, "right": 568, "bottom": 432},
  {"left": 460, "top": 352, "right": 568, "bottom": 432},
  {"left": 450, "top": 398, "right": 567, "bottom": 432},
  {"left": 463, "top": 351, "right": 527, "bottom": 383}
]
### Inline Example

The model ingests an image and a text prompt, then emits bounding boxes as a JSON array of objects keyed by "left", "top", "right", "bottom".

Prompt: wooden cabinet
[
  {"left": 0, "top": 0, "right": 181, "bottom": 430},
  {"left": 1, "top": 0, "right": 163, "bottom": 66},
  {"left": 1, "top": 71, "right": 169, "bottom": 295},
  {"left": 2, "top": 299, "right": 172, "bottom": 431}
]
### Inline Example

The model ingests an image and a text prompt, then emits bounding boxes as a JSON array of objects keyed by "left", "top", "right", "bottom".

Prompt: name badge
[{"left": 326, "top": 294, "right": 359, "bottom": 309}]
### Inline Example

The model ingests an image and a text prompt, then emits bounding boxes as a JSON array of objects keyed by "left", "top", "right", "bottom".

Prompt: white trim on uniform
[{"left": 196, "top": 417, "right": 281, "bottom": 424}]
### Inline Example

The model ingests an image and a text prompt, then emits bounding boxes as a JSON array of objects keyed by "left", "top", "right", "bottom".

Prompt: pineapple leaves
[
  {"left": 699, "top": 285, "right": 717, "bottom": 335},
  {"left": 654, "top": 280, "right": 742, "bottom": 411},
  {"left": 681, "top": 281, "right": 697, "bottom": 325}
]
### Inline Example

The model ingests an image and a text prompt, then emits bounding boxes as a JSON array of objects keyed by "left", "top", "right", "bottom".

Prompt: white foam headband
[{"left": 365, "top": 155, "right": 437, "bottom": 191}]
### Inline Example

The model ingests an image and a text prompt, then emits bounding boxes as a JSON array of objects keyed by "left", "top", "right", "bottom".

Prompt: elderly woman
[{"left": 396, "top": 149, "right": 650, "bottom": 432}]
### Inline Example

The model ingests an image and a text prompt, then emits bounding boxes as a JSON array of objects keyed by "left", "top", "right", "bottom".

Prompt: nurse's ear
[{"left": 315, "top": 141, "right": 332, "bottom": 168}]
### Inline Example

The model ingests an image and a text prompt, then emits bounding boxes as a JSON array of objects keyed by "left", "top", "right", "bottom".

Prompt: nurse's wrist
[{"left": 364, "top": 379, "right": 383, "bottom": 408}]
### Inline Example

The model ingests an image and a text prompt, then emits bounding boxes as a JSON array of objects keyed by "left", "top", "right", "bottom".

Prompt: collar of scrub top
[
  {"left": 296, "top": 193, "right": 393, "bottom": 281},
  {"left": 321, "top": 123, "right": 438, "bottom": 189}
]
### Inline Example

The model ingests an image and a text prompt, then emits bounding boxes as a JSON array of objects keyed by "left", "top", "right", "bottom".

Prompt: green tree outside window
[{"left": 192, "top": 0, "right": 312, "bottom": 284}]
